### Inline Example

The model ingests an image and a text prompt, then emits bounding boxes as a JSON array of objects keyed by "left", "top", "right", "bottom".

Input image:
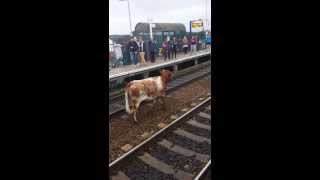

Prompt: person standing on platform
[
  {"left": 172, "top": 37, "right": 178, "bottom": 59},
  {"left": 182, "top": 36, "right": 189, "bottom": 54},
  {"left": 190, "top": 36, "right": 197, "bottom": 55},
  {"left": 133, "top": 37, "right": 140, "bottom": 66},
  {"left": 148, "top": 39, "right": 156, "bottom": 63},
  {"left": 201, "top": 36, "right": 206, "bottom": 49},
  {"left": 127, "top": 38, "right": 139, "bottom": 66},
  {"left": 137, "top": 36, "right": 147, "bottom": 66},
  {"left": 121, "top": 45, "right": 129, "bottom": 65},
  {"left": 166, "top": 36, "right": 171, "bottom": 60},
  {"left": 162, "top": 40, "right": 169, "bottom": 61}
]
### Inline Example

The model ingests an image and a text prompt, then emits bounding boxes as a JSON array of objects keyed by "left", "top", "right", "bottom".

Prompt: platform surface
[{"left": 109, "top": 49, "right": 211, "bottom": 76}]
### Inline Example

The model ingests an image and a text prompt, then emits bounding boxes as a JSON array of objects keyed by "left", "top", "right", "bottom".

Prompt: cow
[{"left": 124, "top": 69, "right": 173, "bottom": 122}]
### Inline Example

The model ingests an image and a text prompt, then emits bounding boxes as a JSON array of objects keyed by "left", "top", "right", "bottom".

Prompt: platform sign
[{"left": 191, "top": 19, "right": 204, "bottom": 32}]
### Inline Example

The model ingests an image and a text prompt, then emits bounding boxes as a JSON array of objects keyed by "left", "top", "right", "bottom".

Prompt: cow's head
[{"left": 160, "top": 69, "right": 173, "bottom": 83}]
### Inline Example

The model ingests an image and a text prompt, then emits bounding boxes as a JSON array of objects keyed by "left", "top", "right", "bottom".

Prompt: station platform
[{"left": 109, "top": 49, "right": 211, "bottom": 76}]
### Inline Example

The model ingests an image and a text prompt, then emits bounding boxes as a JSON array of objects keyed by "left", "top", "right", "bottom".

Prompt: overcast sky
[{"left": 109, "top": 0, "right": 211, "bottom": 35}]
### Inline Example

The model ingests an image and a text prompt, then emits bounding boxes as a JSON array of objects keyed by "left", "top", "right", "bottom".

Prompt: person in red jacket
[
  {"left": 190, "top": 36, "right": 197, "bottom": 55},
  {"left": 162, "top": 40, "right": 169, "bottom": 61}
]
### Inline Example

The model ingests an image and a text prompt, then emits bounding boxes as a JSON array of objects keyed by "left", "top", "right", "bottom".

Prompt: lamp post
[
  {"left": 119, "top": 0, "right": 133, "bottom": 36},
  {"left": 205, "top": 0, "right": 207, "bottom": 30},
  {"left": 148, "top": 18, "right": 154, "bottom": 40}
]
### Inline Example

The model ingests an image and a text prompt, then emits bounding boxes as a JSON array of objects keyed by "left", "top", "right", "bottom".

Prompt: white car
[{"left": 109, "top": 39, "right": 123, "bottom": 68}]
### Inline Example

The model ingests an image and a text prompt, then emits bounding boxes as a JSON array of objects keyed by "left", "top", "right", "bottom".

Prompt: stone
[
  {"left": 121, "top": 144, "right": 133, "bottom": 152},
  {"left": 181, "top": 108, "right": 189, "bottom": 112},
  {"left": 191, "top": 103, "right": 197, "bottom": 107},
  {"left": 141, "top": 132, "right": 150, "bottom": 139},
  {"left": 170, "top": 115, "right": 178, "bottom": 120},
  {"left": 158, "top": 123, "right": 167, "bottom": 128}
]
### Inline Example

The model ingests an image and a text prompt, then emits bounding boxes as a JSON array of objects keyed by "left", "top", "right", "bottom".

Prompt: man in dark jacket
[
  {"left": 172, "top": 37, "right": 178, "bottom": 58},
  {"left": 126, "top": 38, "right": 139, "bottom": 65},
  {"left": 148, "top": 39, "right": 156, "bottom": 63}
]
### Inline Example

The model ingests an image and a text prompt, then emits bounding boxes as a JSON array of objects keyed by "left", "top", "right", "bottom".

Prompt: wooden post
[
  {"left": 195, "top": 59, "right": 198, "bottom": 65},
  {"left": 143, "top": 72, "right": 149, "bottom": 79},
  {"left": 174, "top": 65, "right": 178, "bottom": 72}
]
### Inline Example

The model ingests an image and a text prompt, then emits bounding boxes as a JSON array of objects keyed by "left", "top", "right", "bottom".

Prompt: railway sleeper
[
  {"left": 138, "top": 152, "right": 194, "bottom": 180},
  {"left": 198, "top": 112, "right": 211, "bottom": 120},
  {"left": 158, "top": 139, "right": 210, "bottom": 163},
  {"left": 186, "top": 119, "right": 211, "bottom": 131},
  {"left": 174, "top": 128, "right": 211, "bottom": 145}
]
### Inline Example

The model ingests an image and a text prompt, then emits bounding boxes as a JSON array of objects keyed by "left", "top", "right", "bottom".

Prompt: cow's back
[
  {"left": 127, "top": 76, "right": 163, "bottom": 99},
  {"left": 152, "top": 76, "right": 164, "bottom": 93}
]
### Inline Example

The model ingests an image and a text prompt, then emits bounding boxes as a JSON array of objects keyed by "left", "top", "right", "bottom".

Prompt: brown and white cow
[{"left": 125, "top": 69, "right": 173, "bottom": 122}]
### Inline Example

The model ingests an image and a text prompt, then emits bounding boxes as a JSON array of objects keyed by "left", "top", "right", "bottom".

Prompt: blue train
[
  {"left": 206, "top": 36, "right": 211, "bottom": 44},
  {"left": 205, "top": 31, "right": 212, "bottom": 45}
]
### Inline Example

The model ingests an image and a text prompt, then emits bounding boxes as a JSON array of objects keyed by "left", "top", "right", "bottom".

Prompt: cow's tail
[{"left": 125, "top": 88, "right": 133, "bottom": 114}]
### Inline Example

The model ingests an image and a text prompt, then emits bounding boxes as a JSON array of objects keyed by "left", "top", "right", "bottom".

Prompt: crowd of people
[{"left": 109, "top": 35, "right": 207, "bottom": 69}]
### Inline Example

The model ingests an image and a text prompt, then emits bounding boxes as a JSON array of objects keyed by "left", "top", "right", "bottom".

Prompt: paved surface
[{"left": 109, "top": 49, "right": 211, "bottom": 76}]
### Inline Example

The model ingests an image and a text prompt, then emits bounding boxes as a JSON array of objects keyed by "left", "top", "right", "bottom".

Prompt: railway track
[
  {"left": 109, "top": 66, "right": 211, "bottom": 116},
  {"left": 109, "top": 97, "right": 212, "bottom": 180},
  {"left": 109, "top": 60, "right": 211, "bottom": 102},
  {"left": 194, "top": 163, "right": 211, "bottom": 180}
]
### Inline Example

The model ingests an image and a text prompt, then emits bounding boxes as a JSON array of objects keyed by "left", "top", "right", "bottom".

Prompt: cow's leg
[
  {"left": 131, "top": 100, "right": 138, "bottom": 123},
  {"left": 133, "top": 99, "right": 145, "bottom": 122},
  {"left": 133, "top": 111, "right": 137, "bottom": 123}
]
